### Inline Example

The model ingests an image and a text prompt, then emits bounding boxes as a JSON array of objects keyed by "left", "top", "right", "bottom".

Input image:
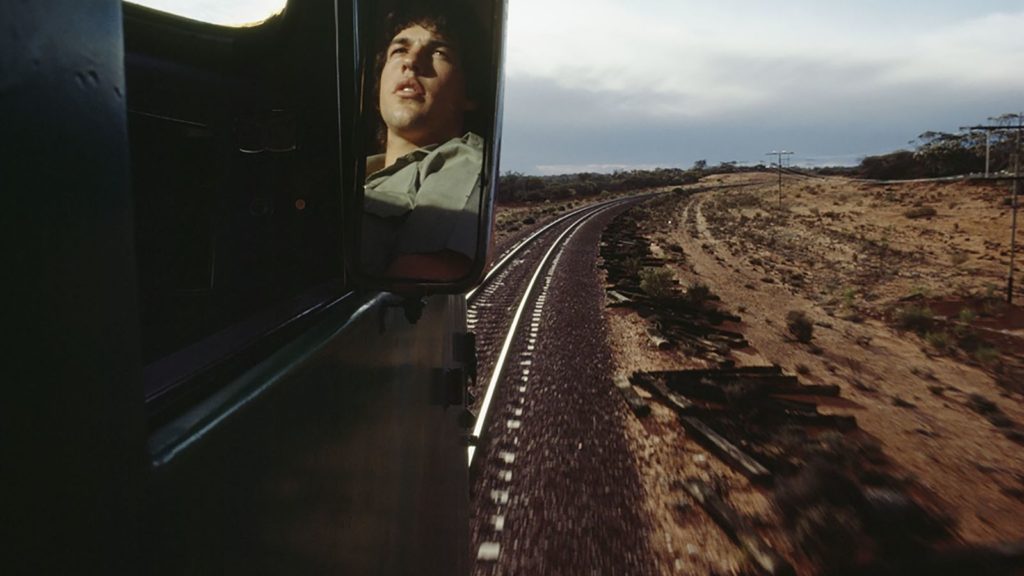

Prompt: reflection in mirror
[
  {"left": 361, "top": 1, "right": 492, "bottom": 284},
  {"left": 125, "top": 0, "right": 288, "bottom": 27}
]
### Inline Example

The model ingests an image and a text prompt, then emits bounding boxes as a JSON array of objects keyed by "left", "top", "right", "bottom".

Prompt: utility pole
[
  {"left": 963, "top": 114, "right": 1024, "bottom": 303},
  {"left": 986, "top": 128, "right": 992, "bottom": 178},
  {"left": 961, "top": 125, "right": 997, "bottom": 177},
  {"left": 1010, "top": 113, "right": 1021, "bottom": 304},
  {"left": 766, "top": 150, "right": 793, "bottom": 209}
]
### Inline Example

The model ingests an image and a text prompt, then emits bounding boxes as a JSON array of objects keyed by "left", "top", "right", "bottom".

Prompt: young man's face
[{"left": 379, "top": 24, "right": 473, "bottom": 148}]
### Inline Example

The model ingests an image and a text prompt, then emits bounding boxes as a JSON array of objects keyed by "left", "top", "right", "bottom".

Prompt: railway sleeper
[
  {"left": 679, "top": 416, "right": 773, "bottom": 483},
  {"left": 679, "top": 479, "right": 795, "bottom": 576},
  {"left": 612, "top": 374, "right": 651, "bottom": 417}
]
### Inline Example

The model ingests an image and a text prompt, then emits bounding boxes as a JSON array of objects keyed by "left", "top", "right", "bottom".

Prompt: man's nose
[{"left": 400, "top": 45, "right": 431, "bottom": 74}]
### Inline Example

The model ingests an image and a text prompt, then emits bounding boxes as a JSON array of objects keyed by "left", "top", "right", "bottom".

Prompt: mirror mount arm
[
  {"left": 378, "top": 293, "right": 427, "bottom": 329},
  {"left": 401, "top": 296, "right": 426, "bottom": 324}
]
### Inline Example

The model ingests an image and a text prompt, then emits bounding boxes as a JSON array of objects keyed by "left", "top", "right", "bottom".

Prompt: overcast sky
[
  {"left": 503, "top": 0, "right": 1024, "bottom": 173},
  {"left": 131, "top": 0, "right": 1024, "bottom": 174}
]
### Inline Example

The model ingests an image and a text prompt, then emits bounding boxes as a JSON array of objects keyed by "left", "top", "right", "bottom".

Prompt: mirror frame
[{"left": 344, "top": 0, "right": 507, "bottom": 294}]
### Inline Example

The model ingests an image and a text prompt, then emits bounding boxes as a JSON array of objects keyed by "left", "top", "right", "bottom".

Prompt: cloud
[
  {"left": 499, "top": 73, "right": 1022, "bottom": 174},
  {"left": 498, "top": 1, "right": 1024, "bottom": 173},
  {"left": 893, "top": 11, "right": 1024, "bottom": 85},
  {"left": 506, "top": 1, "right": 1024, "bottom": 120}
]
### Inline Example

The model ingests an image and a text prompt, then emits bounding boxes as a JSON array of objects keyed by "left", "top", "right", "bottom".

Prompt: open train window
[
  {"left": 123, "top": 0, "right": 348, "bottom": 420},
  {"left": 125, "top": 0, "right": 288, "bottom": 27}
]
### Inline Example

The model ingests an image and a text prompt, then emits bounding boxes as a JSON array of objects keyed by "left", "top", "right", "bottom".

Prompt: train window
[
  {"left": 124, "top": 0, "right": 347, "bottom": 419},
  {"left": 125, "top": 0, "right": 288, "bottom": 27}
]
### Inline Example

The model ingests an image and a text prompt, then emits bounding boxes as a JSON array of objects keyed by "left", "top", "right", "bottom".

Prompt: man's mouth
[{"left": 395, "top": 79, "right": 424, "bottom": 98}]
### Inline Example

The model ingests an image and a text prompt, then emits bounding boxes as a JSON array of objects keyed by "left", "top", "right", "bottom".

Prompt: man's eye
[
  {"left": 433, "top": 49, "right": 451, "bottom": 60},
  {"left": 389, "top": 47, "right": 407, "bottom": 58}
]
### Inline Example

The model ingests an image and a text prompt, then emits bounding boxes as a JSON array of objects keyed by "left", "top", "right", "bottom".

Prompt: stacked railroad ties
[{"left": 598, "top": 198, "right": 984, "bottom": 574}]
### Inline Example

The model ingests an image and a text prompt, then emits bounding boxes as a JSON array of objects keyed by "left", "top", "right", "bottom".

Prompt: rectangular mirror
[{"left": 357, "top": 0, "right": 505, "bottom": 290}]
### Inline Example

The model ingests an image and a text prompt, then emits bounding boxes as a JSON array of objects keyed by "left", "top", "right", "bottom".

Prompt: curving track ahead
[{"left": 466, "top": 193, "right": 662, "bottom": 575}]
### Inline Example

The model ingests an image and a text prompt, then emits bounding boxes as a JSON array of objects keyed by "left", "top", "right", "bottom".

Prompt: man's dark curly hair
[{"left": 371, "top": 1, "right": 488, "bottom": 151}]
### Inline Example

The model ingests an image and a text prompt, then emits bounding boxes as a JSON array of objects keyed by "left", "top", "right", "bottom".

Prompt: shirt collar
[{"left": 366, "top": 133, "right": 480, "bottom": 179}]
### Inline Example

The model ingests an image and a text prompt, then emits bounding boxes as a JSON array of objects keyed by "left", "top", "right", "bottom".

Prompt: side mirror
[{"left": 353, "top": 0, "right": 506, "bottom": 293}]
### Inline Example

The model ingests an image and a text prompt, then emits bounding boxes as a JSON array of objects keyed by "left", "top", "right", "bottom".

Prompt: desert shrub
[
  {"left": 522, "top": 216, "right": 536, "bottom": 225},
  {"left": 908, "top": 285, "right": 931, "bottom": 299},
  {"left": 924, "top": 331, "right": 953, "bottom": 354},
  {"left": 684, "top": 281, "right": 712, "bottom": 305},
  {"left": 903, "top": 206, "right": 937, "bottom": 219},
  {"left": 841, "top": 287, "right": 857, "bottom": 308},
  {"left": 775, "top": 464, "right": 866, "bottom": 571},
  {"left": 895, "top": 304, "right": 934, "bottom": 333},
  {"left": 950, "top": 250, "right": 969, "bottom": 267},
  {"left": 967, "top": 393, "right": 997, "bottom": 415},
  {"left": 988, "top": 413, "right": 1014, "bottom": 428},
  {"left": 786, "top": 310, "right": 815, "bottom": 343},
  {"left": 958, "top": 308, "right": 977, "bottom": 324},
  {"left": 622, "top": 256, "right": 642, "bottom": 277},
  {"left": 973, "top": 345, "right": 1000, "bottom": 368},
  {"left": 980, "top": 287, "right": 1006, "bottom": 316},
  {"left": 718, "top": 191, "right": 762, "bottom": 209},
  {"left": 794, "top": 503, "right": 864, "bottom": 572},
  {"left": 639, "top": 267, "right": 675, "bottom": 298}
]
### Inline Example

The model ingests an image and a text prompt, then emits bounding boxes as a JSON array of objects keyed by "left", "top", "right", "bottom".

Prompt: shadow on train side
[{"left": 1, "top": 0, "right": 506, "bottom": 573}]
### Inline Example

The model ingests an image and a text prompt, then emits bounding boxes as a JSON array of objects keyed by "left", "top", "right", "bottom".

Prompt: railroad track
[
  {"left": 466, "top": 195, "right": 650, "bottom": 461},
  {"left": 465, "top": 192, "right": 659, "bottom": 569},
  {"left": 465, "top": 180, "right": 1024, "bottom": 574}
]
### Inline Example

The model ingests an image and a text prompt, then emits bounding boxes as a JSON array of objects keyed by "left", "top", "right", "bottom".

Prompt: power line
[{"left": 960, "top": 114, "right": 1023, "bottom": 303}]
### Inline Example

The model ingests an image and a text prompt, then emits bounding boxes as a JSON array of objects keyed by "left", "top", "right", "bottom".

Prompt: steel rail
[
  {"left": 466, "top": 196, "right": 648, "bottom": 466},
  {"left": 468, "top": 195, "right": 642, "bottom": 301}
]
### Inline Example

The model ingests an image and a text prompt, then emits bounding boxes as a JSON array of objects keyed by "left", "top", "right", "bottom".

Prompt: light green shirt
[{"left": 362, "top": 133, "right": 483, "bottom": 276}]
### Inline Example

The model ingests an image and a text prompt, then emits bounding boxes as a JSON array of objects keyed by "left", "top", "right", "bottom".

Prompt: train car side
[{"left": 2, "top": 1, "right": 479, "bottom": 573}]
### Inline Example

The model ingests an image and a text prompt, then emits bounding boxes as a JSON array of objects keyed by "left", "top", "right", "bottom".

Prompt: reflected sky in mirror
[{"left": 125, "top": 0, "right": 288, "bottom": 27}]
